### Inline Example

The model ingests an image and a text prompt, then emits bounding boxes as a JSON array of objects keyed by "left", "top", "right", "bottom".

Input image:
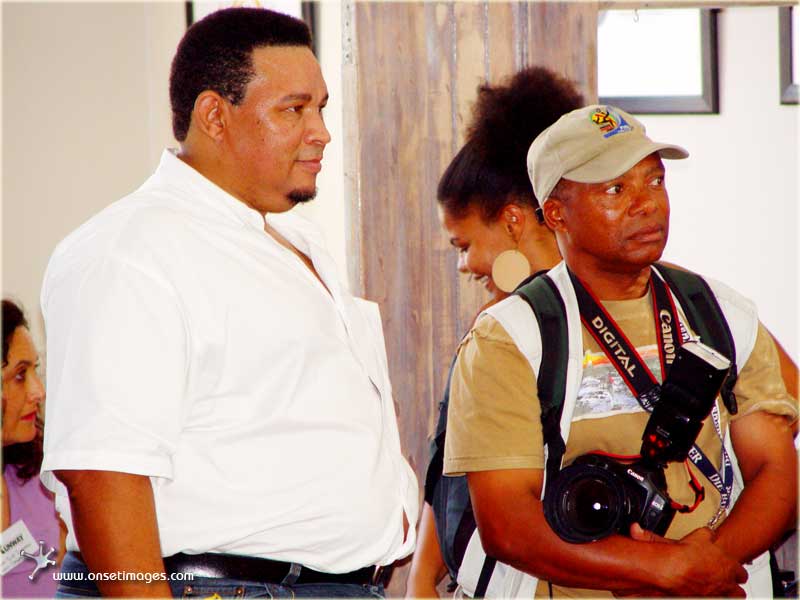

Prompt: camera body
[
  {"left": 543, "top": 340, "right": 730, "bottom": 543},
  {"left": 543, "top": 453, "right": 675, "bottom": 543}
]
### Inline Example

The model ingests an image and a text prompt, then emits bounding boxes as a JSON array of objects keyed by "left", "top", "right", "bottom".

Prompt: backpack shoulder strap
[
  {"left": 515, "top": 274, "right": 570, "bottom": 490},
  {"left": 427, "top": 356, "right": 475, "bottom": 582},
  {"left": 472, "top": 275, "right": 570, "bottom": 598},
  {"left": 654, "top": 263, "right": 738, "bottom": 414},
  {"left": 424, "top": 356, "right": 456, "bottom": 507}
]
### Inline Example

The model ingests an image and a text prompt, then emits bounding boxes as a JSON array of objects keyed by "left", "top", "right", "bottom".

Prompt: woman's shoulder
[{"left": 4, "top": 465, "right": 55, "bottom": 505}]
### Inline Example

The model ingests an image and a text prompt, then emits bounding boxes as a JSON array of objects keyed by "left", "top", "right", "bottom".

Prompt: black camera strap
[
  {"left": 653, "top": 271, "right": 734, "bottom": 516},
  {"left": 568, "top": 268, "right": 733, "bottom": 515},
  {"left": 568, "top": 268, "right": 676, "bottom": 410}
]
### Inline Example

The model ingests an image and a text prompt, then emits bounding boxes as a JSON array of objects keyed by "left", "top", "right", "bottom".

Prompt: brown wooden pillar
[{"left": 342, "top": 2, "right": 597, "bottom": 593}]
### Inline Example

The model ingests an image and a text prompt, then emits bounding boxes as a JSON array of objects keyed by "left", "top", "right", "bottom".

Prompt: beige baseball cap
[{"left": 527, "top": 105, "right": 689, "bottom": 205}]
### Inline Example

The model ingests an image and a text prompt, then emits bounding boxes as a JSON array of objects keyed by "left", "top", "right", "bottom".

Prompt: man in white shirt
[{"left": 40, "top": 8, "right": 418, "bottom": 598}]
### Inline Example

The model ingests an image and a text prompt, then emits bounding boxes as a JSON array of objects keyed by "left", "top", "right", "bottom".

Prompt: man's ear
[
  {"left": 191, "top": 91, "right": 228, "bottom": 142},
  {"left": 542, "top": 198, "right": 567, "bottom": 233}
]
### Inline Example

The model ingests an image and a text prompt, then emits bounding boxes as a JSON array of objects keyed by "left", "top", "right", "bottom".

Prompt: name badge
[{"left": 1, "top": 520, "right": 38, "bottom": 575}]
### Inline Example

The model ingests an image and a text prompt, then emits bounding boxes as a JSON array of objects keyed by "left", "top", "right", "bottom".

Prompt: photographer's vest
[{"left": 454, "top": 261, "right": 771, "bottom": 599}]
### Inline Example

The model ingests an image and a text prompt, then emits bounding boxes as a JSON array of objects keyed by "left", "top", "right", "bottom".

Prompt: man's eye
[
  {"left": 650, "top": 176, "right": 665, "bottom": 187},
  {"left": 286, "top": 105, "right": 303, "bottom": 113},
  {"left": 605, "top": 184, "right": 622, "bottom": 195},
  {"left": 14, "top": 371, "right": 25, "bottom": 383}
]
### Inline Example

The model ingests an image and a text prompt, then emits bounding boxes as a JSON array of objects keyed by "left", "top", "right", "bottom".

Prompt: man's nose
[
  {"left": 630, "top": 189, "right": 659, "bottom": 215},
  {"left": 306, "top": 111, "right": 331, "bottom": 146}
]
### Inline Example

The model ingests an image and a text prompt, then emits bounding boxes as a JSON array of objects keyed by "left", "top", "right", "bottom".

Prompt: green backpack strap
[
  {"left": 515, "top": 274, "right": 570, "bottom": 487},
  {"left": 472, "top": 274, "right": 570, "bottom": 598},
  {"left": 654, "top": 263, "right": 738, "bottom": 415}
]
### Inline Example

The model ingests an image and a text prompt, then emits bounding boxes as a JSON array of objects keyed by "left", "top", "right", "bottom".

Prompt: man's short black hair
[
  {"left": 170, "top": 7, "right": 312, "bottom": 142},
  {"left": 438, "top": 67, "right": 584, "bottom": 222}
]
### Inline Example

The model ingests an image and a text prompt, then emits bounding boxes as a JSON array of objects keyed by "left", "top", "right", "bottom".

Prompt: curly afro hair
[
  {"left": 170, "top": 7, "right": 312, "bottom": 142},
  {"left": 438, "top": 66, "right": 584, "bottom": 222}
]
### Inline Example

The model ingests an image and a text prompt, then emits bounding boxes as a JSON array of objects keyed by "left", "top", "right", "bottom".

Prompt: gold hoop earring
[{"left": 491, "top": 249, "right": 531, "bottom": 293}]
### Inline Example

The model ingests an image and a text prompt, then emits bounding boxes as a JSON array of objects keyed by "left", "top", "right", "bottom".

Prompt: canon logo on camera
[{"left": 626, "top": 468, "right": 645, "bottom": 482}]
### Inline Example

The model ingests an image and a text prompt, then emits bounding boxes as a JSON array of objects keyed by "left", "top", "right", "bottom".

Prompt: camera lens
[
  {"left": 544, "top": 459, "right": 627, "bottom": 543},
  {"left": 566, "top": 477, "right": 619, "bottom": 536}
]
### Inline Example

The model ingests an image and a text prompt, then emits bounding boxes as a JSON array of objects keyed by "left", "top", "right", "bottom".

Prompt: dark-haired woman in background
[
  {"left": 2, "top": 299, "right": 62, "bottom": 598},
  {"left": 405, "top": 67, "right": 799, "bottom": 597},
  {"left": 406, "top": 66, "right": 584, "bottom": 598}
]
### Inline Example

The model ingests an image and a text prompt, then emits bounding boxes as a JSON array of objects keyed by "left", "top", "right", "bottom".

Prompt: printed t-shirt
[{"left": 444, "top": 290, "right": 797, "bottom": 598}]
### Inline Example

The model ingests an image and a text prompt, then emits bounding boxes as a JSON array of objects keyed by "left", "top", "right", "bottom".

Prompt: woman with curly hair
[
  {"left": 2, "top": 299, "right": 61, "bottom": 597},
  {"left": 406, "top": 66, "right": 584, "bottom": 598}
]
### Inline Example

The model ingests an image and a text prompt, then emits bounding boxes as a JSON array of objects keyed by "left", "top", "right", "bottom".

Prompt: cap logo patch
[{"left": 591, "top": 107, "right": 632, "bottom": 139}]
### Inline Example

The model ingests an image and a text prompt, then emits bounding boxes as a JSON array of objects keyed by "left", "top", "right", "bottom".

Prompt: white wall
[
  {"left": 2, "top": 2, "right": 186, "bottom": 349},
  {"left": 293, "top": 0, "right": 347, "bottom": 285},
  {"left": 647, "top": 7, "right": 798, "bottom": 361}
]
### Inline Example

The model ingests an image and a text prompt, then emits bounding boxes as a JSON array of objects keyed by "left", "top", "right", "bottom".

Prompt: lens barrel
[
  {"left": 543, "top": 457, "right": 627, "bottom": 543},
  {"left": 543, "top": 453, "right": 676, "bottom": 543}
]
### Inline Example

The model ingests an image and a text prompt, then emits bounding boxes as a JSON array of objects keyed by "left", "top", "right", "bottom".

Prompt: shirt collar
[
  {"left": 155, "top": 149, "right": 267, "bottom": 230},
  {"left": 153, "top": 149, "right": 337, "bottom": 288}
]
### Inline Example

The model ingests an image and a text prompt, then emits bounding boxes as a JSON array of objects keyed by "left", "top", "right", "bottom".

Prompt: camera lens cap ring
[{"left": 543, "top": 460, "right": 627, "bottom": 543}]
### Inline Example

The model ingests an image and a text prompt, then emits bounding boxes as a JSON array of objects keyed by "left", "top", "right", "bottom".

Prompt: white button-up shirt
[{"left": 40, "top": 150, "right": 418, "bottom": 571}]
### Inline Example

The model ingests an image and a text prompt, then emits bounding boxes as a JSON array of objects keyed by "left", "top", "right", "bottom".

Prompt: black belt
[{"left": 163, "top": 552, "right": 377, "bottom": 586}]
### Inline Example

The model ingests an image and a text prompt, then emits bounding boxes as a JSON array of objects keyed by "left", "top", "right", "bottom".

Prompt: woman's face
[
  {"left": 440, "top": 204, "right": 517, "bottom": 300},
  {"left": 2, "top": 327, "right": 44, "bottom": 447}
]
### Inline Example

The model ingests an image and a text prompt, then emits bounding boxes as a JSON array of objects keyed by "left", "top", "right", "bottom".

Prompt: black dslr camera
[{"left": 543, "top": 340, "right": 730, "bottom": 543}]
